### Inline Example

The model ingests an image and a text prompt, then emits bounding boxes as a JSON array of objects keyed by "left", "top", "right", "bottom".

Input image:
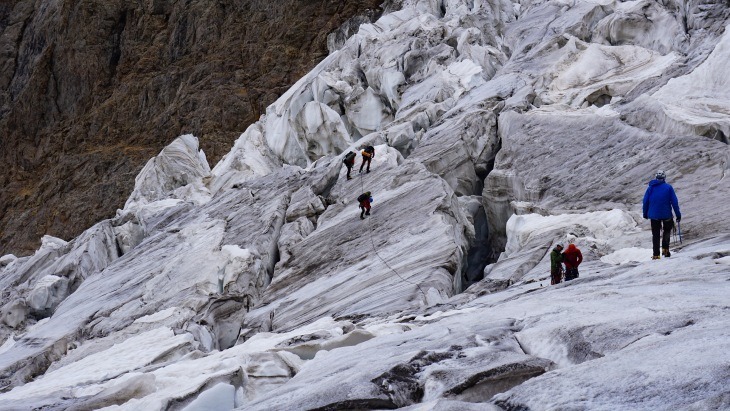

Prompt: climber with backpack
[
  {"left": 562, "top": 243, "right": 583, "bottom": 281},
  {"left": 357, "top": 192, "right": 372, "bottom": 220},
  {"left": 359, "top": 145, "right": 375, "bottom": 174},
  {"left": 642, "top": 170, "right": 681, "bottom": 259},
  {"left": 343, "top": 151, "right": 356, "bottom": 180}
]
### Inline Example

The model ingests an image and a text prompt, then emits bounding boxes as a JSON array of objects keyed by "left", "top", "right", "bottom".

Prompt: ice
[
  {"left": 1, "top": 0, "right": 729, "bottom": 409},
  {"left": 180, "top": 383, "right": 236, "bottom": 411},
  {"left": 1, "top": 327, "right": 193, "bottom": 401},
  {"left": 39, "top": 235, "right": 69, "bottom": 250},
  {"left": 124, "top": 135, "right": 211, "bottom": 211},
  {"left": 593, "top": 0, "right": 685, "bottom": 55},
  {"left": 650, "top": 22, "right": 730, "bottom": 139},
  {"left": 208, "top": 123, "right": 283, "bottom": 194},
  {"left": 132, "top": 307, "right": 181, "bottom": 324},
  {"left": 504, "top": 210, "right": 636, "bottom": 256},
  {"left": 547, "top": 40, "right": 678, "bottom": 107},
  {"left": 27, "top": 275, "right": 69, "bottom": 315},
  {"left": 295, "top": 102, "right": 353, "bottom": 159},
  {"left": 0, "top": 255, "right": 17, "bottom": 270},
  {"left": 497, "top": 316, "right": 730, "bottom": 410},
  {"left": 346, "top": 87, "right": 392, "bottom": 136},
  {"left": 717, "top": 256, "right": 730, "bottom": 265},
  {"left": 0, "top": 336, "right": 15, "bottom": 356},
  {"left": 600, "top": 247, "right": 654, "bottom": 265}
]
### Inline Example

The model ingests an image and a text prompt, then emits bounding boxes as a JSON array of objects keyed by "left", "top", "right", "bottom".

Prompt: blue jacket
[{"left": 643, "top": 179, "right": 681, "bottom": 220}]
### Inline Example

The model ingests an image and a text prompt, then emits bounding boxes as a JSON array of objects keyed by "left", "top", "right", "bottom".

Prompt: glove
[
  {"left": 676, "top": 216, "right": 681, "bottom": 222},
  {"left": 643, "top": 214, "right": 648, "bottom": 220}
]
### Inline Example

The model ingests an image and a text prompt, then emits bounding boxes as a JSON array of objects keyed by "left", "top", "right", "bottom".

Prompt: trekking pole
[{"left": 677, "top": 221, "right": 682, "bottom": 244}]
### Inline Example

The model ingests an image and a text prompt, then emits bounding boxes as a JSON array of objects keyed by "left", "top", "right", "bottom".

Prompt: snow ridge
[{"left": 1, "top": 1, "right": 729, "bottom": 410}]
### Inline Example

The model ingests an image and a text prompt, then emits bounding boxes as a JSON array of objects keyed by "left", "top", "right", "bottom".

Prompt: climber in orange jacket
[
  {"left": 562, "top": 243, "right": 583, "bottom": 281},
  {"left": 359, "top": 145, "right": 375, "bottom": 174}
]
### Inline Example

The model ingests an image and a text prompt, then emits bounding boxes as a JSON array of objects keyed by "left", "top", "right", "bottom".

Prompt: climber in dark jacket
[
  {"left": 357, "top": 192, "right": 372, "bottom": 220},
  {"left": 642, "top": 171, "right": 681, "bottom": 259},
  {"left": 550, "top": 244, "right": 564, "bottom": 285},
  {"left": 343, "top": 151, "right": 356, "bottom": 180}
]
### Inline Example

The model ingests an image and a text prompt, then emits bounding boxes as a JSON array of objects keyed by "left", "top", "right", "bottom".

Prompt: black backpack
[
  {"left": 364, "top": 146, "right": 375, "bottom": 155},
  {"left": 343, "top": 151, "right": 356, "bottom": 164},
  {"left": 357, "top": 193, "right": 369, "bottom": 202}
]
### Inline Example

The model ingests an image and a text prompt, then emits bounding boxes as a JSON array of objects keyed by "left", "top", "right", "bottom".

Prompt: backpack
[
  {"left": 343, "top": 151, "right": 356, "bottom": 164},
  {"left": 364, "top": 146, "right": 375, "bottom": 155},
  {"left": 357, "top": 193, "right": 369, "bottom": 202}
]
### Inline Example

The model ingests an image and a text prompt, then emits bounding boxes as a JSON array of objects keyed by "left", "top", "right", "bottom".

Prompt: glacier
[{"left": 1, "top": 0, "right": 729, "bottom": 410}]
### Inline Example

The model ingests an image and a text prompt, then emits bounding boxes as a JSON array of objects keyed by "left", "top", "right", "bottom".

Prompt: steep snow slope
[{"left": 0, "top": 0, "right": 729, "bottom": 410}]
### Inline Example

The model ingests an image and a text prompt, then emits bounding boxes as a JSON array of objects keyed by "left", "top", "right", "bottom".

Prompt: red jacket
[{"left": 562, "top": 244, "right": 583, "bottom": 269}]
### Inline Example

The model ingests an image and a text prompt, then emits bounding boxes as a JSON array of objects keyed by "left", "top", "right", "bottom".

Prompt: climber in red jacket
[
  {"left": 357, "top": 192, "right": 372, "bottom": 220},
  {"left": 562, "top": 243, "right": 583, "bottom": 281}
]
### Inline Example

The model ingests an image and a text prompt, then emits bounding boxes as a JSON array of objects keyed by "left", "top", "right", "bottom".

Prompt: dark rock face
[{"left": 0, "top": 0, "right": 384, "bottom": 256}]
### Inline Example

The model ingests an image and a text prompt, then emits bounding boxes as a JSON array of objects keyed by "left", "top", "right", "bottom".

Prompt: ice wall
[{"left": 0, "top": 0, "right": 729, "bottom": 410}]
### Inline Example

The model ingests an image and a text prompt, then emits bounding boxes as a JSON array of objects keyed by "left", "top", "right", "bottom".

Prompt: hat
[
  {"left": 555, "top": 243, "right": 564, "bottom": 249},
  {"left": 655, "top": 170, "right": 666, "bottom": 180}
]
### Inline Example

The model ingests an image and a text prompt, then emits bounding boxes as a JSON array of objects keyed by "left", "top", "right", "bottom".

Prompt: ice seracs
[
  {"left": 1, "top": 0, "right": 729, "bottom": 410},
  {"left": 124, "top": 134, "right": 212, "bottom": 211}
]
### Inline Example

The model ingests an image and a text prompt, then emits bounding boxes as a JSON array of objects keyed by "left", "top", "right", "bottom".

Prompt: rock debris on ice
[{"left": 1, "top": 1, "right": 729, "bottom": 410}]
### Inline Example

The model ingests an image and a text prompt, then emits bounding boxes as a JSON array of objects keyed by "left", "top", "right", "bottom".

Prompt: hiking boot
[
  {"left": 360, "top": 215, "right": 365, "bottom": 220},
  {"left": 365, "top": 211, "right": 370, "bottom": 215},
  {"left": 651, "top": 255, "right": 660, "bottom": 260},
  {"left": 347, "top": 176, "right": 352, "bottom": 180},
  {"left": 662, "top": 248, "right": 671, "bottom": 257}
]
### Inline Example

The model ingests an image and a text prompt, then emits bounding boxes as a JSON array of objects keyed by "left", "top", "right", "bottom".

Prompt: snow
[
  {"left": 716, "top": 256, "right": 730, "bottom": 265},
  {"left": 124, "top": 135, "right": 211, "bottom": 211},
  {"left": 27, "top": 275, "right": 69, "bottom": 313},
  {"left": 1, "top": 0, "right": 729, "bottom": 410},
  {"left": 504, "top": 210, "right": 637, "bottom": 256},
  {"left": 2, "top": 327, "right": 193, "bottom": 400},
  {"left": 208, "top": 123, "right": 283, "bottom": 194},
  {"left": 40, "top": 235, "right": 68, "bottom": 250},
  {"left": 548, "top": 40, "right": 678, "bottom": 107},
  {"left": 180, "top": 383, "right": 236, "bottom": 411},
  {"left": 132, "top": 307, "right": 181, "bottom": 324},
  {"left": 0, "top": 335, "right": 15, "bottom": 356},
  {"left": 600, "top": 247, "right": 654, "bottom": 265},
  {"left": 652, "top": 22, "right": 730, "bottom": 137},
  {"left": 0, "top": 254, "right": 16, "bottom": 268}
]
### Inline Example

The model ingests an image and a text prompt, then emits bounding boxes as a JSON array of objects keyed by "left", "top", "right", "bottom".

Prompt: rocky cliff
[
  {"left": 0, "top": 0, "right": 729, "bottom": 410},
  {"left": 0, "top": 0, "right": 387, "bottom": 256}
]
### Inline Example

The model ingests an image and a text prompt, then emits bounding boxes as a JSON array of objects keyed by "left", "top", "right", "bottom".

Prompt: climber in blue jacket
[{"left": 642, "top": 171, "right": 681, "bottom": 259}]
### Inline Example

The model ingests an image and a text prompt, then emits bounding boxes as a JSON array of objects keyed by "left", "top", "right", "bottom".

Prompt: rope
[{"left": 358, "top": 169, "right": 428, "bottom": 301}]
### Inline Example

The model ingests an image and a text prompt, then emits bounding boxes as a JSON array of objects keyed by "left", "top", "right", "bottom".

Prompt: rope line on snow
[{"left": 358, "top": 169, "right": 428, "bottom": 300}]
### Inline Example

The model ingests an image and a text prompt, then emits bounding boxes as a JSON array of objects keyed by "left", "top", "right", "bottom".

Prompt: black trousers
[
  {"left": 359, "top": 156, "right": 372, "bottom": 172},
  {"left": 651, "top": 219, "right": 674, "bottom": 256},
  {"left": 565, "top": 267, "right": 579, "bottom": 281}
]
